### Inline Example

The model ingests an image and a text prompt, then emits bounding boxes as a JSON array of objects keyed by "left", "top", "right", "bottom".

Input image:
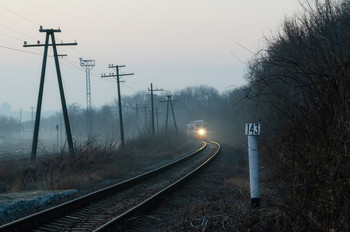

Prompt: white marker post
[{"left": 245, "top": 123, "right": 260, "bottom": 208}]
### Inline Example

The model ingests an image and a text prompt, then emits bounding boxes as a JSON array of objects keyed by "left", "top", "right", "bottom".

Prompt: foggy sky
[{"left": 0, "top": 0, "right": 298, "bottom": 112}]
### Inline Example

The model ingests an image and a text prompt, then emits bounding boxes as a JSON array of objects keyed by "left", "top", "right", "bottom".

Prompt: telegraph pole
[
  {"left": 24, "top": 26, "right": 77, "bottom": 160},
  {"left": 19, "top": 109, "right": 22, "bottom": 141},
  {"left": 165, "top": 98, "right": 170, "bottom": 130},
  {"left": 132, "top": 104, "right": 139, "bottom": 121},
  {"left": 132, "top": 104, "right": 141, "bottom": 129},
  {"left": 160, "top": 95, "right": 179, "bottom": 133},
  {"left": 142, "top": 105, "right": 149, "bottom": 132},
  {"left": 101, "top": 65, "right": 134, "bottom": 148},
  {"left": 170, "top": 96, "right": 179, "bottom": 139},
  {"left": 148, "top": 83, "right": 164, "bottom": 134},
  {"left": 154, "top": 108, "right": 162, "bottom": 133},
  {"left": 79, "top": 58, "right": 95, "bottom": 139}
]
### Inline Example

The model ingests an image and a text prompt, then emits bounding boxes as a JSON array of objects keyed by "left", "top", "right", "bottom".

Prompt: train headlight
[{"left": 198, "top": 129, "right": 205, "bottom": 135}]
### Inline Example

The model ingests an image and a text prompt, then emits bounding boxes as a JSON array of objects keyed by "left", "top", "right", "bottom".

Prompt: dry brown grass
[{"left": 0, "top": 133, "right": 189, "bottom": 194}]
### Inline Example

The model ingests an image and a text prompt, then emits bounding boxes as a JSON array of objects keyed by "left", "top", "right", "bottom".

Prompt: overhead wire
[
  {"left": 60, "top": 56, "right": 116, "bottom": 84},
  {"left": 0, "top": 4, "right": 41, "bottom": 26},
  {"left": 0, "top": 5, "right": 130, "bottom": 82},
  {"left": 0, "top": 32, "right": 24, "bottom": 41},
  {"left": 67, "top": 47, "right": 111, "bottom": 66},
  {"left": 54, "top": 45, "right": 115, "bottom": 82},
  {"left": 0, "top": 3, "right": 138, "bottom": 90},
  {"left": 0, "top": 4, "right": 56, "bottom": 55},
  {"left": 123, "top": 82, "right": 140, "bottom": 92},
  {"left": 0, "top": 20, "right": 43, "bottom": 54},
  {"left": 61, "top": 57, "right": 84, "bottom": 71},
  {"left": 0, "top": 23, "right": 39, "bottom": 42},
  {"left": 0, "top": 44, "right": 43, "bottom": 56},
  {"left": 61, "top": 60, "right": 84, "bottom": 73},
  {"left": 127, "top": 77, "right": 147, "bottom": 88},
  {"left": 54, "top": 35, "right": 111, "bottom": 68}
]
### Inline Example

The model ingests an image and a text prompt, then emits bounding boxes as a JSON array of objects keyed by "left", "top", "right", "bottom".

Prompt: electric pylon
[{"left": 79, "top": 58, "right": 95, "bottom": 138}]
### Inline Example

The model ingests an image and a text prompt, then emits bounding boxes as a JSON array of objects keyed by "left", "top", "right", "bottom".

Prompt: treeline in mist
[{"left": 3, "top": 85, "right": 245, "bottom": 148}]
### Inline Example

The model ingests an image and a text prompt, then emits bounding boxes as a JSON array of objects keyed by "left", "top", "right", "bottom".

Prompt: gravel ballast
[{"left": 120, "top": 143, "right": 251, "bottom": 231}]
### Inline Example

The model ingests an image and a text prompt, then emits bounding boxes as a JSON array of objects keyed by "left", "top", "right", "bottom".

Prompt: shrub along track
[{"left": 0, "top": 141, "right": 221, "bottom": 232}]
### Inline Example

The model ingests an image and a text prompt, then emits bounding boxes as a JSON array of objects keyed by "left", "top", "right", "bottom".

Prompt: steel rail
[
  {"left": 93, "top": 140, "right": 221, "bottom": 232},
  {"left": 0, "top": 142, "right": 207, "bottom": 232}
]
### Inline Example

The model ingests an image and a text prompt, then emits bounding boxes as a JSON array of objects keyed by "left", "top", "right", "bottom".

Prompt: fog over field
[{"left": 2, "top": 1, "right": 350, "bottom": 230}]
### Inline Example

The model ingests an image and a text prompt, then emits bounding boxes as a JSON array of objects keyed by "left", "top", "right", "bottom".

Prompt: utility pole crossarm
[
  {"left": 101, "top": 73, "right": 134, "bottom": 79},
  {"left": 109, "top": 64, "right": 125, "bottom": 68},
  {"left": 23, "top": 42, "right": 78, "bottom": 47},
  {"left": 101, "top": 73, "right": 116, "bottom": 78},
  {"left": 119, "top": 73, "right": 134, "bottom": 76},
  {"left": 148, "top": 88, "right": 164, "bottom": 92},
  {"left": 23, "top": 26, "right": 77, "bottom": 48},
  {"left": 160, "top": 100, "right": 179, "bottom": 103},
  {"left": 39, "top": 27, "right": 61, "bottom": 33}
]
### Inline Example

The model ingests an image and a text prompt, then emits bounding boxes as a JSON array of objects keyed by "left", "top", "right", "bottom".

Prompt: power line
[
  {"left": 0, "top": 32, "right": 24, "bottom": 41},
  {"left": 60, "top": 57, "right": 116, "bottom": 84},
  {"left": 60, "top": 58, "right": 117, "bottom": 86},
  {"left": 68, "top": 47, "right": 110, "bottom": 66},
  {"left": 123, "top": 82, "right": 139, "bottom": 92},
  {"left": 61, "top": 57, "right": 84, "bottom": 71},
  {"left": 0, "top": 23, "right": 38, "bottom": 41},
  {"left": 0, "top": 4, "right": 41, "bottom": 26},
  {"left": 127, "top": 77, "right": 147, "bottom": 88},
  {"left": 0, "top": 44, "right": 43, "bottom": 56},
  {"left": 60, "top": 59, "right": 82, "bottom": 71}
]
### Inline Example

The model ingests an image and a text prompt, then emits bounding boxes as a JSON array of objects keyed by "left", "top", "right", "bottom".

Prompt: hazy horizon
[{"left": 0, "top": 0, "right": 299, "bottom": 111}]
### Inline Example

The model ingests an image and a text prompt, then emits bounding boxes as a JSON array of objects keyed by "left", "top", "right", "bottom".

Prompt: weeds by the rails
[{"left": 0, "top": 131, "right": 189, "bottom": 194}]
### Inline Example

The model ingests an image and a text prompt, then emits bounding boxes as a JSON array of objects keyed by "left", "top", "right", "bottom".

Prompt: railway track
[{"left": 0, "top": 141, "right": 221, "bottom": 232}]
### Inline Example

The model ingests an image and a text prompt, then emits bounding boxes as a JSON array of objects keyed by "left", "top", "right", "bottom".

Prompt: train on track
[{"left": 187, "top": 120, "right": 208, "bottom": 140}]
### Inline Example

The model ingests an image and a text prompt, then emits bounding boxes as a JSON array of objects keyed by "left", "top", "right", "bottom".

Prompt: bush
[{"left": 244, "top": 0, "right": 350, "bottom": 230}]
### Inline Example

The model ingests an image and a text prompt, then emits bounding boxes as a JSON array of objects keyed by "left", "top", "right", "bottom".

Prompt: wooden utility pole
[
  {"left": 169, "top": 96, "right": 179, "bottom": 139},
  {"left": 102, "top": 65, "right": 134, "bottom": 148},
  {"left": 160, "top": 95, "right": 179, "bottom": 134},
  {"left": 148, "top": 83, "right": 163, "bottom": 134},
  {"left": 154, "top": 108, "right": 162, "bottom": 133},
  {"left": 132, "top": 104, "right": 139, "bottom": 123},
  {"left": 24, "top": 26, "right": 77, "bottom": 160},
  {"left": 142, "top": 105, "right": 148, "bottom": 131}
]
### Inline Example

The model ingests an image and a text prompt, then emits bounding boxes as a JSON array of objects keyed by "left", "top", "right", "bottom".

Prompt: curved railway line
[{"left": 0, "top": 141, "right": 221, "bottom": 232}]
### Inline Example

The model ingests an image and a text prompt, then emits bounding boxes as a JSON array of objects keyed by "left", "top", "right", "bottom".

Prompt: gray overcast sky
[{"left": 0, "top": 0, "right": 298, "bottom": 111}]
